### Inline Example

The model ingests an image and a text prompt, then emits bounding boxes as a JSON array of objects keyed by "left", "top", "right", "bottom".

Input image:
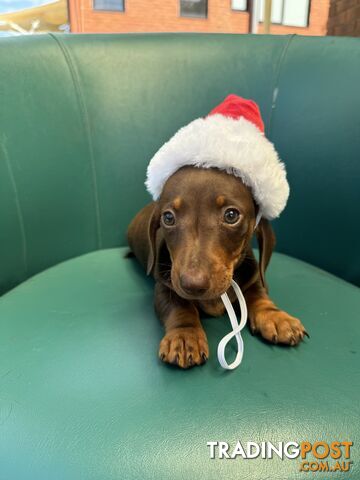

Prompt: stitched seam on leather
[
  {"left": 48, "top": 33, "right": 103, "bottom": 249},
  {"left": 0, "top": 135, "right": 28, "bottom": 277},
  {"left": 268, "top": 34, "right": 296, "bottom": 140}
]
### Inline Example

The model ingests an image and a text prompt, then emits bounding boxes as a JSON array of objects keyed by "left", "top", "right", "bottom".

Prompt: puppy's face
[{"left": 158, "top": 166, "right": 256, "bottom": 300}]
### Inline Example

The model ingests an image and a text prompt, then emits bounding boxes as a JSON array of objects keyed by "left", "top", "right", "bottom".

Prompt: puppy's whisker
[{"left": 160, "top": 269, "right": 172, "bottom": 275}]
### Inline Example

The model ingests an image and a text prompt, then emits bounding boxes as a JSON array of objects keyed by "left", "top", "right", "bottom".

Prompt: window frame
[
  {"left": 92, "top": 0, "right": 125, "bottom": 13},
  {"left": 259, "top": 0, "right": 311, "bottom": 28}
]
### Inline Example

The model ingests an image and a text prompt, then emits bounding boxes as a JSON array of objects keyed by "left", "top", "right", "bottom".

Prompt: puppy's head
[{"left": 151, "top": 166, "right": 257, "bottom": 300}]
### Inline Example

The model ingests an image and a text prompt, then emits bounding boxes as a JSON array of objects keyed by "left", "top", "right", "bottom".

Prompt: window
[
  {"left": 259, "top": 0, "right": 310, "bottom": 27},
  {"left": 180, "top": 0, "right": 207, "bottom": 18},
  {"left": 93, "top": 0, "right": 124, "bottom": 12},
  {"left": 282, "top": 0, "right": 310, "bottom": 27},
  {"left": 232, "top": 0, "right": 248, "bottom": 11}
]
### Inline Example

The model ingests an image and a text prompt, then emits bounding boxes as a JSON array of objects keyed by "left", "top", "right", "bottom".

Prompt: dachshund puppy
[{"left": 127, "top": 166, "right": 307, "bottom": 368}]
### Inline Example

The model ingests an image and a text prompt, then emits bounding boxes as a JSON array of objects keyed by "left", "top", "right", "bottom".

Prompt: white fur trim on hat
[{"left": 146, "top": 114, "right": 289, "bottom": 220}]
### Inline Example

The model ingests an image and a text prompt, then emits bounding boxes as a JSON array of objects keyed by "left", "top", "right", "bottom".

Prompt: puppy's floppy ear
[
  {"left": 127, "top": 202, "right": 161, "bottom": 276},
  {"left": 146, "top": 205, "right": 161, "bottom": 275},
  {"left": 255, "top": 218, "right": 276, "bottom": 291}
]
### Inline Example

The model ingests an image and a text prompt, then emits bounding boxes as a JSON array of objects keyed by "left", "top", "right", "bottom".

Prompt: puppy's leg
[
  {"left": 155, "top": 282, "right": 209, "bottom": 368},
  {"left": 245, "top": 281, "right": 308, "bottom": 346}
]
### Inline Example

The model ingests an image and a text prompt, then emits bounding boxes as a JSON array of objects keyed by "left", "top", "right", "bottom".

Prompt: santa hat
[{"left": 146, "top": 94, "right": 289, "bottom": 220}]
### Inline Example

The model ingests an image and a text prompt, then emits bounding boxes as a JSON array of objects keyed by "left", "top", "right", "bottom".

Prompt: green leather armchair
[{"left": 0, "top": 33, "right": 359, "bottom": 479}]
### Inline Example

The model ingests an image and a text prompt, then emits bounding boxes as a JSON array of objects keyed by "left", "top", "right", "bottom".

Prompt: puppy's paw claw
[
  {"left": 159, "top": 327, "right": 209, "bottom": 369},
  {"left": 201, "top": 352, "right": 208, "bottom": 364},
  {"left": 251, "top": 309, "right": 307, "bottom": 346}
]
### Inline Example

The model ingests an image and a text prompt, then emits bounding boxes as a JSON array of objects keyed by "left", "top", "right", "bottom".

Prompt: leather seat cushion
[{"left": 0, "top": 248, "right": 359, "bottom": 479}]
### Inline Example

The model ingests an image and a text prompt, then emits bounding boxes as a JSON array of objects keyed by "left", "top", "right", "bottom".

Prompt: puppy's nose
[{"left": 180, "top": 272, "right": 210, "bottom": 296}]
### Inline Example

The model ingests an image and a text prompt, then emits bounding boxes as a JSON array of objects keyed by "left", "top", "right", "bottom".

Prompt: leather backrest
[{"left": 0, "top": 33, "right": 359, "bottom": 293}]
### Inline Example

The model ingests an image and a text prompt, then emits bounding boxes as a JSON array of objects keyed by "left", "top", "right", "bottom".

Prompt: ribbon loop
[{"left": 218, "top": 279, "right": 248, "bottom": 370}]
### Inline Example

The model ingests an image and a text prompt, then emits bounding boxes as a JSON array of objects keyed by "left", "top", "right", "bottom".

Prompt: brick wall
[
  {"left": 68, "top": 0, "right": 330, "bottom": 36},
  {"left": 327, "top": 0, "right": 360, "bottom": 36},
  {"left": 68, "top": 0, "right": 250, "bottom": 34}
]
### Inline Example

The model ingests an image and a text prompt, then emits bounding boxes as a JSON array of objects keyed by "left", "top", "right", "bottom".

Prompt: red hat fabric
[{"left": 208, "top": 94, "right": 265, "bottom": 133}]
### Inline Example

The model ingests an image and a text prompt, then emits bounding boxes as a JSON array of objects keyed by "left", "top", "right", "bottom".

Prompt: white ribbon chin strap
[
  {"left": 255, "top": 210, "right": 262, "bottom": 229},
  {"left": 218, "top": 279, "right": 248, "bottom": 370},
  {"left": 217, "top": 212, "right": 261, "bottom": 370}
]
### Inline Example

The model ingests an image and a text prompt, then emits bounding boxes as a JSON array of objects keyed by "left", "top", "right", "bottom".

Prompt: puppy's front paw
[
  {"left": 250, "top": 309, "right": 308, "bottom": 346},
  {"left": 159, "top": 327, "right": 209, "bottom": 369}
]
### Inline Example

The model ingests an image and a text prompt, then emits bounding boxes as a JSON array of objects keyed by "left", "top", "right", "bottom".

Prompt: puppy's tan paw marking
[
  {"left": 251, "top": 309, "right": 308, "bottom": 346},
  {"left": 159, "top": 327, "right": 209, "bottom": 369}
]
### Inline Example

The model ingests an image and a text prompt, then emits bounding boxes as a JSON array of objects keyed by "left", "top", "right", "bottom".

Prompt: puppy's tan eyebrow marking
[
  {"left": 216, "top": 195, "right": 226, "bottom": 207},
  {"left": 173, "top": 197, "right": 182, "bottom": 210}
]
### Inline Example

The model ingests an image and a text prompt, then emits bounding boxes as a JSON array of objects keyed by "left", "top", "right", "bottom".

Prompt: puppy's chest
[{"left": 197, "top": 299, "right": 225, "bottom": 317}]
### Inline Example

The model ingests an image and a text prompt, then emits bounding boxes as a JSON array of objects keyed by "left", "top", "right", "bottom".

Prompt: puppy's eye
[
  {"left": 224, "top": 208, "right": 240, "bottom": 225},
  {"left": 162, "top": 211, "right": 176, "bottom": 226}
]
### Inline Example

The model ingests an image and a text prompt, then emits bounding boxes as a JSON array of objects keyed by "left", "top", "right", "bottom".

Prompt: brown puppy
[{"left": 127, "top": 166, "right": 307, "bottom": 368}]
